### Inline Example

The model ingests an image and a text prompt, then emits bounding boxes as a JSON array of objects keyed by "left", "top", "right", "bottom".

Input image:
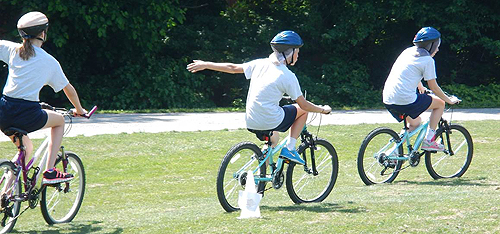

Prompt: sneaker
[
  {"left": 42, "top": 168, "right": 74, "bottom": 184},
  {"left": 421, "top": 139, "right": 445, "bottom": 152},
  {"left": 280, "top": 148, "right": 305, "bottom": 165}
]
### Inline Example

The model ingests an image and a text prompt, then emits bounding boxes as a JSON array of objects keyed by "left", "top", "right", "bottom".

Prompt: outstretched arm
[{"left": 186, "top": 60, "right": 244, "bottom": 74}]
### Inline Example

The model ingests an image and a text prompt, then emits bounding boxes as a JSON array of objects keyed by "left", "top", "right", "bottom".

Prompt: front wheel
[
  {"left": 286, "top": 139, "right": 338, "bottom": 204},
  {"left": 357, "top": 127, "right": 403, "bottom": 185},
  {"left": 216, "top": 142, "right": 266, "bottom": 212},
  {"left": 40, "top": 152, "right": 85, "bottom": 224},
  {"left": 425, "top": 124, "right": 473, "bottom": 179},
  {"left": 0, "top": 160, "right": 21, "bottom": 234}
]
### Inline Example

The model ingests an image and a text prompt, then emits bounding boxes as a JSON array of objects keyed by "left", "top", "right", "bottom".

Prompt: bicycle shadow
[
  {"left": 260, "top": 202, "right": 367, "bottom": 214},
  {"left": 395, "top": 177, "right": 497, "bottom": 187},
  {"left": 13, "top": 221, "right": 123, "bottom": 234}
]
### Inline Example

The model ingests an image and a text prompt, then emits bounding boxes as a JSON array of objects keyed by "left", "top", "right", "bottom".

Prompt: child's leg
[
  {"left": 9, "top": 135, "right": 33, "bottom": 162},
  {"left": 289, "top": 104, "right": 308, "bottom": 139},
  {"left": 426, "top": 96, "right": 445, "bottom": 141},
  {"left": 41, "top": 111, "right": 65, "bottom": 169},
  {"left": 271, "top": 131, "right": 280, "bottom": 148},
  {"left": 406, "top": 116, "right": 422, "bottom": 132},
  {"left": 1, "top": 135, "right": 33, "bottom": 195},
  {"left": 428, "top": 96, "right": 445, "bottom": 130},
  {"left": 286, "top": 104, "right": 308, "bottom": 150}
]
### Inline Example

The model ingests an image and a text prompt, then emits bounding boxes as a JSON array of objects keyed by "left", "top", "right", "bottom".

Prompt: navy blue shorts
[
  {"left": 0, "top": 96, "right": 48, "bottom": 135},
  {"left": 384, "top": 94, "right": 432, "bottom": 122},
  {"left": 272, "top": 105, "right": 297, "bottom": 132},
  {"left": 247, "top": 104, "right": 297, "bottom": 133}
]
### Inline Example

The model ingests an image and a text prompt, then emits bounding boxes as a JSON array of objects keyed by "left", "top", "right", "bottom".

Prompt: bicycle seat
[
  {"left": 386, "top": 108, "right": 409, "bottom": 122},
  {"left": 247, "top": 129, "right": 273, "bottom": 142},
  {"left": 2, "top": 127, "right": 28, "bottom": 137}
]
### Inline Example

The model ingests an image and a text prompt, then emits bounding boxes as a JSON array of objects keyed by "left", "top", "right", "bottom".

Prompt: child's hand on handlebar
[
  {"left": 321, "top": 105, "right": 332, "bottom": 114},
  {"left": 448, "top": 95, "right": 461, "bottom": 105},
  {"left": 70, "top": 108, "right": 87, "bottom": 117}
]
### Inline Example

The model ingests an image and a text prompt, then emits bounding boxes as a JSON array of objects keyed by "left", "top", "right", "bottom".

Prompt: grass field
[{"left": 0, "top": 120, "right": 498, "bottom": 233}]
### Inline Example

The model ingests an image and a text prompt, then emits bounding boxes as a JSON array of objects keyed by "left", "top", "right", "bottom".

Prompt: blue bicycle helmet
[
  {"left": 270, "top": 30, "right": 303, "bottom": 53},
  {"left": 413, "top": 27, "right": 441, "bottom": 54}
]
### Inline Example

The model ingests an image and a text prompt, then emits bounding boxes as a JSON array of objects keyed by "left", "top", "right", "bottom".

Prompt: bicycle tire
[
  {"left": 425, "top": 124, "right": 473, "bottom": 179},
  {"left": 357, "top": 127, "right": 403, "bottom": 185},
  {"left": 0, "top": 160, "right": 21, "bottom": 234},
  {"left": 216, "top": 142, "right": 266, "bottom": 212},
  {"left": 286, "top": 139, "right": 338, "bottom": 204},
  {"left": 40, "top": 152, "right": 85, "bottom": 224}
]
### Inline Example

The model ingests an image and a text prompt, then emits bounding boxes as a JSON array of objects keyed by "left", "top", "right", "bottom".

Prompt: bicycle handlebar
[
  {"left": 40, "top": 102, "right": 98, "bottom": 119},
  {"left": 423, "top": 90, "right": 462, "bottom": 104}
]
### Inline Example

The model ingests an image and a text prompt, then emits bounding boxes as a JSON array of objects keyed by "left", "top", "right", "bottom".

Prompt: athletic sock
[
  {"left": 426, "top": 128, "right": 436, "bottom": 142},
  {"left": 286, "top": 137, "right": 297, "bottom": 151}
]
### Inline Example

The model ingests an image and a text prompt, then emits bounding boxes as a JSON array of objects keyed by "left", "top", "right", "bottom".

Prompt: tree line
[{"left": 1, "top": 0, "right": 498, "bottom": 109}]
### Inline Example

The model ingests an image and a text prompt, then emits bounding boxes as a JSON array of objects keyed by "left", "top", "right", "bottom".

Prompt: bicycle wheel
[
  {"left": 425, "top": 124, "right": 473, "bottom": 179},
  {"left": 286, "top": 139, "right": 338, "bottom": 203},
  {"left": 216, "top": 142, "right": 266, "bottom": 212},
  {"left": 357, "top": 127, "right": 403, "bottom": 185},
  {"left": 40, "top": 152, "right": 85, "bottom": 224},
  {"left": 0, "top": 160, "right": 21, "bottom": 234}
]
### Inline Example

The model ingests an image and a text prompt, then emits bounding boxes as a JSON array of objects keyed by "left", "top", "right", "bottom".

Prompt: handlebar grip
[
  {"left": 82, "top": 106, "right": 98, "bottom": 119},
  {"left": 449, "top": 95, "right": 461, "bottom": 103}
]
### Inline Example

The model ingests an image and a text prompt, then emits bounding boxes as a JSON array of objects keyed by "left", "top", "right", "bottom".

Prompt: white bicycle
[{"left": 0, "top": 103, "right": 97, "bottom": 233}]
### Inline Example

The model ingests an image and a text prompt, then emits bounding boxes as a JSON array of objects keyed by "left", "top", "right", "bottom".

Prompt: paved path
[{"left": 1, "top": 108, "right": 499, "bottom": 142}]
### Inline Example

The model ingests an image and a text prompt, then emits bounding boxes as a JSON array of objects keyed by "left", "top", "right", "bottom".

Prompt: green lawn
[{"left": 0, "top": 120, "right": 498, "bottom": 233}]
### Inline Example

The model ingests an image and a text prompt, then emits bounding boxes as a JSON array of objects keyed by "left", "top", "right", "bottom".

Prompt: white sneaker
[{"left": 421, "top": 139, "right": 445, "bottom": 151}]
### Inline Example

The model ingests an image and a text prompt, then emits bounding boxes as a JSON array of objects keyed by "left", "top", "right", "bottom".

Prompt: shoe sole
[
  {"left": 42, "top": 177, "right": 74, "bottom": 185},
  {"left": 279, "top": 156, "right": 305, "bottom": 165}
]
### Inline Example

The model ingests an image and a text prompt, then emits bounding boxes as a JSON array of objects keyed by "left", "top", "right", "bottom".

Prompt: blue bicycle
[
  {"left": 357, "top": 103, "right": 473, "bottom": 185},
  {"left": 216, "top": 114, "right": 338, "bottom": 212}
]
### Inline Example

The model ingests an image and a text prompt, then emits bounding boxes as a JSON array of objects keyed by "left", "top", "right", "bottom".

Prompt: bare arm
[
  {"left": 295, "top": 96, "right": 331, "bottom": 114},
  {"left": 63, "top": 83, "right": 86, "bottom": 115},
  {"left": 186, "top": 60, "right": 244, "bottom": 74},
  {"left": 427, "top": 79, "right": 456, "bottom": 104}
]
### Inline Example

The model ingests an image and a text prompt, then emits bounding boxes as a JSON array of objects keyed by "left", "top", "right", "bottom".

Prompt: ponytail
[{"left": 17, "top": 39, "right": 36, "bottom": 61}]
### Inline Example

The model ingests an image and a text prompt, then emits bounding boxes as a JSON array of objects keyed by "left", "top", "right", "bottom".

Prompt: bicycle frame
[
  {"left": 11, "top": 134, "right": 54, "bottom": 201},
  {"left": 244, "top": 125, "right": 312, "bottom": 185},
  {"left": 381, "top": 120, "right": 429, "bottom": 162}
]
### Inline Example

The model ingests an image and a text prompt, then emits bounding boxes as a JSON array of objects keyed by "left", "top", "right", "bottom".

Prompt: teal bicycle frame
[
  {"left": 239, "top": 125, "right": 309, "bottom": 185},
  {"left": 382, "top": 119, "right": 429, "bottom": 162}
]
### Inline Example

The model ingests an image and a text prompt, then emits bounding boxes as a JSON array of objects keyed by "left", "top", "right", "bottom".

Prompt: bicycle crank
[
  {"left": 28, "top": 188, "right": 40, "bottom": 209},
  {"left": 272, "top": 168, "right": 284, "bottom": 189}
]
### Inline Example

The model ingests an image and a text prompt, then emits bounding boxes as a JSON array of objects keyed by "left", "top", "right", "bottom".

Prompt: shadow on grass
[
  {"left": 15, "top": 221, "right": 123, "bottom": 234},
  {"left": 395, "top": 177, "right": 497, "bottom": 186},
  {"left": 260, "top": 202, "right": 367, "bottom": 214}
]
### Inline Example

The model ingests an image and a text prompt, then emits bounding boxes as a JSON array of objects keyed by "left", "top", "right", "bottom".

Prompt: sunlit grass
[{"left": 0, "top": 120, "right": 497, "bottom": 233}]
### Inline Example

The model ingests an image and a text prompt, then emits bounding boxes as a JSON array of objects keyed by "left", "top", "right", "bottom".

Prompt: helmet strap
[
  {"left": 282, "top": 52, "right": 289, "bottom": 65},
  {"left": 283, "top": 48, "right": 296, "bottom": 66},
  {"left": 427, "top": 41, "right": 434, "bottom": 53}
]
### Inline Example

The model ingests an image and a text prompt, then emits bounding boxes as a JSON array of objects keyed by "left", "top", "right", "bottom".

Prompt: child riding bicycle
[
  {"left": 187, "top": 30, "right": 331, "bottom": 165},
  {"left": 0, "top": 12, "right": 87, "bottom": 184},
  {"left": 383, "top": 27, "right": 459, "bottom": 151}
]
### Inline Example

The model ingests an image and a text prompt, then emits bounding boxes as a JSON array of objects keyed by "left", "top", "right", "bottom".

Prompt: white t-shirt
[
  {"left": 383, "top": 46, "right": 437, "bottom": 105},
  {"left": 0, "top": 40, "right": 69, "bottom": 102},
  {"left": 242, "top": 58, "right": 303, "bottom": 130}
]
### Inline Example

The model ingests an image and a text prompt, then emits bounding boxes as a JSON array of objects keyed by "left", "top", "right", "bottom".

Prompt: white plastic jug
[{"left": 237, "top": 170, "right": 262, "bottom": 219}]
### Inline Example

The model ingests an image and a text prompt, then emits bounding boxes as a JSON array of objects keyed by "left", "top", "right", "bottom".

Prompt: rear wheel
[
  {"left": 216, "top": 142, "right": 266, "bottom": 212},
  {"left": 286, "top": 139, "right": 338, "bottom": 203},
  {"left": 357, "top": 127, "right": 403, "bottom": 185},
  {"left": 425, "top": 124, "right": 473, "bottom": 179},
  {"left": 41, "top": 152, "right": 85, "bottom": 224},
  {"left": 0, "top": 160, "right": 21, "bottom": 234}
]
